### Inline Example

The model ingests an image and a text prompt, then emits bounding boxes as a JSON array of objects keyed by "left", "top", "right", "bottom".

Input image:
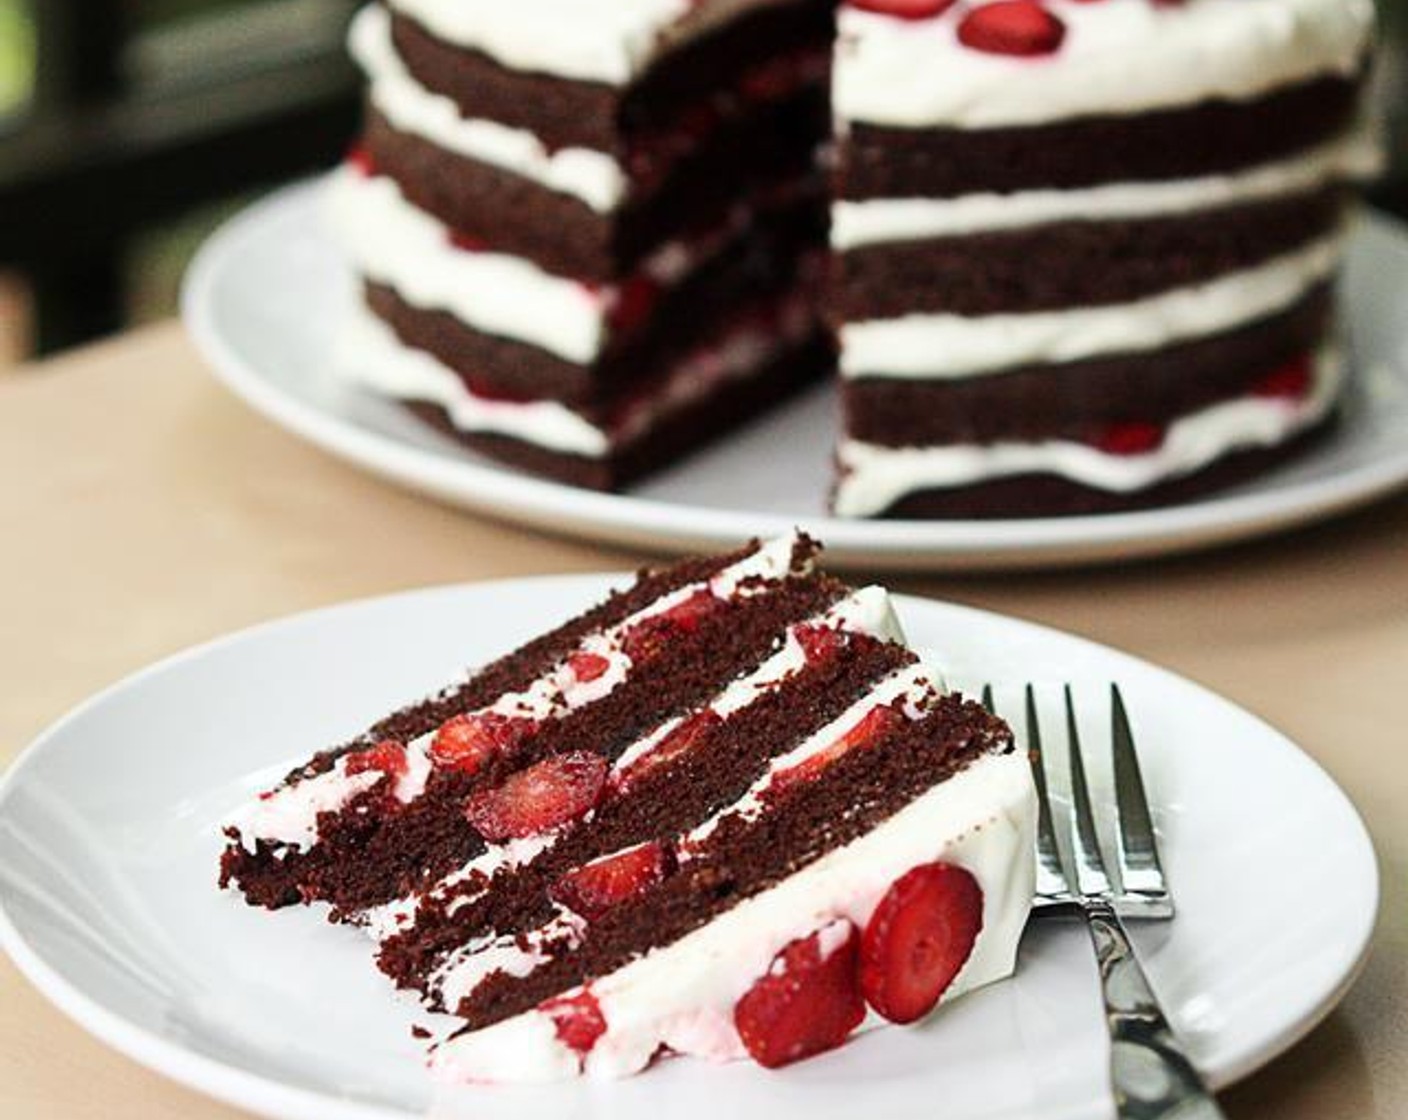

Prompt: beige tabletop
[{"left": 1, "top": 321, "right": 1405, "bottom": 1119}]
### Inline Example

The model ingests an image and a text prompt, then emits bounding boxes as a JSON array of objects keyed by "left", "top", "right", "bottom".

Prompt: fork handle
[{"left": 1084, "top": 900, "right": 1228, "bottom": 1120}]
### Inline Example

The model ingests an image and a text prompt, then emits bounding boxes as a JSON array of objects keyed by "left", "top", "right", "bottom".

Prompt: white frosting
[
  {"left": 840, "top": 235, "right": 1343, "bottom": 380},
  {"left": 337, "top": 286, "right": 816, "bottom": 457},
  {"left": 328, "top": 168, "right": 606, "bottom": 363},
  {"left": 226, "top": 537, "right": 810, "bottom": 854},
  {"left": 386, "top": 0, "right": 799, "bottom": 86},
  {"left": 352, "top": 6, "right": 626, "bottom": 211},
  {"left": 835, "top": 0, "right": 1375, "bottom": 129},
  {"left": 832, "top": 128, "right": 1380, "bottom": 249},
  {"left": 431, "top": 746, "right": 1036, "bottom": 1082},
  {"left": 832, "top": 345, "right": 1342, "bottom": 517}
]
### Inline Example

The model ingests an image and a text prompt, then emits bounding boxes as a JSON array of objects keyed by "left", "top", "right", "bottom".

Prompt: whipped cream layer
[
  {"left": 430, "top": 744, "right": 1035, "bottom": 1082},
  {"left": 832, "top": 128, "right": 1380, "bottom": 249},
  {"left": 225, "top": 536, "right": 808, "bottom": 854},
  {"left": 387, "top": 0, "right": 805, "bottom": 86},
  {"left": 840, "top": 234, "right": 1343, "bottom": 380},
  {"left": 835, "top": 0, "right": 1375, "bottom": 130},
  {"left": 328, "top": 168, "right": 606, "bottom": 364},
  {"left": 832, "top": 345, "right": 1342, "bottom": 517},
  {"left": 352, "top": 5, "right": 626, "bottom": 211},
  {"left": 337, "top": 284, "right": 817, "bottom": 457}
]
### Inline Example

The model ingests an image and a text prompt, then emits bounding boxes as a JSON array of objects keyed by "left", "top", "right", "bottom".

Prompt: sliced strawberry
[
  {"left": 849, "top": 0, "right": 957, "bottom": 18},
  {"left": 769, "top": 702, "right": 906, "bottom": 796},
  {"left": 734, "top": 921, "right": 865, "bottom": 1069},
  {"left": 464, "top": 751, "right": 607, "bottom": 841},
  {"left": 860, "top": 862, "right": 983, "bottom": 1024},
  {"left": 795, "top": 623, "right": 848, "bottom": 664},
  {"left": 621, "top": 589, "right": 726, "bottom": 662},
  {"left": 550, "top": 841, "right": 675, "bottom": 921},
  {"left": 612, "top": 710, "right": 722, "bottom": 794},
  {"left": 429, "top": 712, "right": 537, "bottom": 775},
  {"left": 568, "top": 651, "right": 612, "bottom": 684},
  {"left": 1093, "top": 420, "right": 1164, "bottom": 457},
  {"left": 1251, "top": 355, "right": 1312, "bottom": 401},
  {"left": 449, "top": 230, "right": 488, "bottom": 253},
  {"left": 542, "top": 989, "right": 607, "bottom": 1055},
  {"left": 344, "top": 739, "right": 407, "bottom": 778},
  {"left": 346, "top": 145, "right": 376, "bottom": 176},
  {"left": 957, "top": 1, "right": 1066, "bottom": 56}
]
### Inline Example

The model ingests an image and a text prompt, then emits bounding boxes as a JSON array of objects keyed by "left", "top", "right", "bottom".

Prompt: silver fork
[{"left": 983, "top": 683, "right": 1226, "bottom": 1120}]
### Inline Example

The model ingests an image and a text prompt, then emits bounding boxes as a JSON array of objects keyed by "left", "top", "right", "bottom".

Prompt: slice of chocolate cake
[{"left": 220, "top": 534, "right": 1035, "bottom": 1080}]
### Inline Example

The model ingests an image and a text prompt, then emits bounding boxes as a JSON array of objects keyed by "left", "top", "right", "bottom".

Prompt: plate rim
[
  {"left": 0, "top": 574, "right": 1381, "bottom": 1119},
  {"left": 180, "top": 180, "right": 1408, "bottom": 573}
]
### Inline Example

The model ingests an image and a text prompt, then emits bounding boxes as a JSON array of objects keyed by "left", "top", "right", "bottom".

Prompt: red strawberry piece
[
  {"left": 550, "top": 841, "right": 676, "bottom": 921},
  {"left": 734, "top": 921, "right": 866, "bottom": 1069},
  {"left": 849, "top": 0, "right": 958, "bottom": 19},
  {"left": 449, "top": 230, "right": 488, "bottom": 253},
  {"left": 542, "top": 990, "right": 607, "bottom": 1055},
  {"left": 769, "top": 702, "right": 906, "bottom": 796},
  {"left": 621, "top": 589, "right": 726, "bottom": 662},
  {"left": 430, "top": 712, "right": 537, "bottom": 775},
  {"left": 860, "top": 862, "right": 983, "bottom": 1024},
  {"left": 344, "top": 739, "right": 408, "bottom": 778},
  {"left": 568, "top": 651, "right": 612, "bottom": 684},
  {"left": 607, "top": 274, "right": 661, "bottom": 336},
  {"left": 957, "top": 1, "right": 1066, "bottom": 56},
  {"left": 795, "top": 623, "right": 848, "bottom": 664},
  {"left": 1093, "top": 421, "right": 1164, "bottom": 457},
  {"left": 346, "top": 145, "right": 376, "bottom": 176},
  {"left": 1251, "top": 355, "right": 1313, "bottom": 401},
  {"left": 464, "top": 751, "right": 607, "bottom": 841},
  {"left": 459, "top": 374, "right": 535, "bottom": 404},
  {"left": 612, "top": 710, "right": 722, "bottom": 794}
]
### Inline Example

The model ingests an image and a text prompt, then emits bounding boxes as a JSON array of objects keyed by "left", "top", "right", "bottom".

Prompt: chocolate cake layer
[
  {"left": 843, "top": 287, "right": 1331, "bottom": 446},
  {"left": 407, "top": 330, "right": 833, "bottom": 491},
  {"left": 859, "top": 419, "right": 1335, "bottom": 520},
  {"left": 220, "top": 556, "right": 843, "bottom": 914},
  {"left": 456, "top": 694, "right": 1009, "bottom": 1030},
  {"left": 840, "top": 72, "right": 1363, "bottom": 201},
  {"left": 364, "top": 192, "right": 827, "bottom": 405},
  {"left": 837, "top": 189, "right": 1347, "bottom": 321},
  {"left": 379, "top": 634, "right": 918, "bottom": 997},
  {"left": 390, "top": 0, "right": 834, "bottom": 156},
  {"left": 365, "top": 86, "right": 828, "bottom": 282}
]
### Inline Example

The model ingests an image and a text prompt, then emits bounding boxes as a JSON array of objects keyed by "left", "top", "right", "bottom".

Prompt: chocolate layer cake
[
  {"left": 220, "top": 534, "right": 1036, "bottom": 1080},
  {"left": 829, "top": 0, "right": 1378, "bottom": 517}
]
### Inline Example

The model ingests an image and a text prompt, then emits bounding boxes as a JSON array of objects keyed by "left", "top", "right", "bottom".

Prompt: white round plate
[
  {"left": 0, "top": 577, "right": 1377, "bottom": 1120},
  {"left": 181, "top": 180, "right": 1408, "bottom": 573}
]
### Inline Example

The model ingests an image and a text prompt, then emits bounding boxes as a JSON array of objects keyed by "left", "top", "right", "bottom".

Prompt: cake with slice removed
[{"left": 219, "top": 533, "right": 1035, "bottom": 1079}]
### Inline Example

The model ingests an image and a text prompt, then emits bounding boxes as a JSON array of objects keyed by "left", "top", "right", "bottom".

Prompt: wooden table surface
[{"left": 2, "top": 322, "right": 1405, "bottom": 1119}]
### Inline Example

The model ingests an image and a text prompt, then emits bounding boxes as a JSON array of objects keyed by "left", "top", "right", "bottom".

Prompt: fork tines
[{"left": 983, "top": 683, "right": 1174, "bottom": 920}]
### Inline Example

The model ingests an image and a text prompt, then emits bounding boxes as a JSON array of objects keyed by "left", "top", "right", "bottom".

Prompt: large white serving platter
[
  {"left": 182, "top": 180, "right": 1408, "bottom": 572},
  {"left": 0, "top": 575, "right": 1379, "bottom": 1120}
]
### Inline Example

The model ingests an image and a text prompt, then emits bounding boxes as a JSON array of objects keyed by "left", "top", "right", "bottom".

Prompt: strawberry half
[
  {"left": 957, "top": 1, "right": 1067, "bottom": 56},
  {"left": 550, "top": 841, "right": 675, "bottom": 921},
  {"left": 849, "top": 0, "right": 958, "bottom": 19},
  {"left": 611, "top": 710, "right": 722, "bottom": 794},
  {"left": 734, "top": 920, "right": 866, "bottom": 1069},
  {"left": 429, "top": 712, "right": 537, "bottom": 775},
  {"left": 464, "top": 751, "right": 607, "bottom": 841},
  {"left": 768, "top": 702, "right": 906, "bottom": 796},
  {"left": 542, "top": 990, "right": 607, "bottom": 1055},
  {"left": 344, "top": 739, "right": 407, "bottom": 779},
  {"left": 860, "top": 862, "right": 983, "bottom": 1024}
]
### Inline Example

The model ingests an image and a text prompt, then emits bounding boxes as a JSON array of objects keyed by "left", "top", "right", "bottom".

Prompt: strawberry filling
[
  {"left": 542, "top": 990, "right": 607, "bottom": 1055},
  {"left": 550, "top": 841, "right": 676, "bottom": 921},
  {"left": 621, "top": 589, "right": 728, "bottom": 663},
  {"left": 464, "top": 751, "right": 607, "bottom": 841},
  {"left": 344, "top": 739, "right": 408, "bottom": 780},
  {"left": 430, "top": 712, "right": 538, "bottom": 776},
  {"left": 768, "top": 702, "right": 907, "bottom": 797},
  {"left": 611, "top": 709, "right": 723, "bottom": 795},
  {"left": 957, "top": 1, "right": 1067, "bottom": 56}
]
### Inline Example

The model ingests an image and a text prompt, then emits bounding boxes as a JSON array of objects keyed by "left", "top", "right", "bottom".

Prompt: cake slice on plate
[{"left": 220, "top": 534, "right": 1035, "bottom": 1079}]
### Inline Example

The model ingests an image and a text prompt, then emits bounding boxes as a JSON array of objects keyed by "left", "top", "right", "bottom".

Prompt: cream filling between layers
[
  {"left": 831, "top": 345, "right": 1343, "bottom": 517},
  {"left": 840, "top": 235, "right": 1343, "bottom": 380},
  {"left": 337, "top": 287, "right": 817, "bottom": 458},
  {"left": 327, "top": 168, "right": 606, "bottom": 363},
  {"left": 352, "top": 5, "right": 626, "bottom": 212},
  {"left": 225, "top": 536, "right": 807, "bottom": 854},
  {"left": 835, "top": 0, "right": 1375, "bottom": 130},
  {"left": 429, "top": 747, "right": 1036, "bottom": 1083},
  {"left": 832, "top": 128, "right": 1380, "bottom": 249}
]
